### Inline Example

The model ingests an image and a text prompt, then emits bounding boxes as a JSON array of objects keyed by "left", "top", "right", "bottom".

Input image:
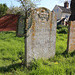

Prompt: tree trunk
[{"left": 69, "top": 0, "right": 75, "bottom": 21}]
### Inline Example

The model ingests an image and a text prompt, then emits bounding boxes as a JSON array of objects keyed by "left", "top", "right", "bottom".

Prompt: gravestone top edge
[
  {"left": 27, "top": 7, "right": 51, "bottom": 12},
  {"left": 26, "top": 7, "right": 52, "bottom": 31}
]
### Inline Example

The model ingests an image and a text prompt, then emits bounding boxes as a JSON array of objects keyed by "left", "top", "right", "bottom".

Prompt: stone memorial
[
  {"left": 67, "top": 0, "right": 75, "bottom": 52},
  {"left": 25, "top": 7, "right": 57, "bottom": 66},
  {"left": 16, "top": 16, "right": 25, "bottom": 37},
  {"left": 67, "top": 21, "right": 75, "bottom": 52}
]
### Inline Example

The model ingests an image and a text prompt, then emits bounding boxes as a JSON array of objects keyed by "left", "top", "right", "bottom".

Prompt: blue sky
[{"left": 0, "top": 0, "right": 68, "bottom": 10}]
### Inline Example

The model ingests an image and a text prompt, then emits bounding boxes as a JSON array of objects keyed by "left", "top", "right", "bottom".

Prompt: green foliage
[
  {"left": 0, "top": 4, "right": 8, "bottom": 17},
  {"left": 17, "top": 0, "right": 38, "bottom": 10},
  {"left": 0, "top": 31, "right": 75, "bottom": 75},
  {"left": 57, "top": 25, "right": 68, "bottom": 34},
  {"left": 17, "top": 0, "right": 40, "bottom": 16}
]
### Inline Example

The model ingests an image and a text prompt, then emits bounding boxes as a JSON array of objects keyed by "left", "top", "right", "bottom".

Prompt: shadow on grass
[
  {"left": 0, "top": 63, "right": 24, "bottom": 73},
  {"left": 0, "top": 31, "right": 15, "bottom": 34},
  {"left": 70, "top": 51, "right": 75, "bottom": 57},
  {"left": 62, "top": 50, "right": 75, "bottom": 57},
  {"left": 56, "top": 50, "right": 75, "bottom": 57}
]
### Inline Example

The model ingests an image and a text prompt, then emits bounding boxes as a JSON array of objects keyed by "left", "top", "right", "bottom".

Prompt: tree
[
  {"left": 0, "top": 4, "right": 8, "bottom": 17},
  {"left": 16, "top": 0, "right": 40, "bottom": 15},
  {"left": 70, "top": 0, "right": 75, "bottom": 14},
  {"left": 6, "top": 6, "right": 25, "bottom": 15},
  {"left": 69, "top": 0, "right": 75, "bottom": 20}
]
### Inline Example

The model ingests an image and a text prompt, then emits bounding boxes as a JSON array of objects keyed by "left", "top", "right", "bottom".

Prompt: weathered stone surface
[
  {"left": 67, "top": 21, "right": 75, "bottom": 52},
  {"left": 25, "top": 7, "right": 57, "bottom": 66},
  {"left": 16, "top": 16, "right": 25, "bottom": 37}
]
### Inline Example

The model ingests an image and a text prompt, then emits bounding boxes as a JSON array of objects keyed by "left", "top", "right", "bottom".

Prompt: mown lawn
[{"left": 0, "top": 31, "right": 75, "bottom": 75}]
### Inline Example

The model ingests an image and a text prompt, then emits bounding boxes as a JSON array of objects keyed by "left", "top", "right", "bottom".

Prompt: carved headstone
[
  {"left": 25, "top": 7, "right": 57, "bottom": 66},
  {"left": 16, "top": 16, "right": 25, "bottom": 37}
]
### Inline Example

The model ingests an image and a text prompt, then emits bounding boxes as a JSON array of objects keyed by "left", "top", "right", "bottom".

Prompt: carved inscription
[{"left": 37, "top": 8, "right": 49, "bottom": 21}]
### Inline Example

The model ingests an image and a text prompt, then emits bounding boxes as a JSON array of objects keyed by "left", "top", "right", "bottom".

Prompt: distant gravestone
[
  {"left": 25, "top": 7, "right": 57, "bottom": 66},
  {"left": 67, "top": 21, "right": 75, "bottom": 52},
  {"left": 16, "top": 16, "right": 25, "bottom": 37}
]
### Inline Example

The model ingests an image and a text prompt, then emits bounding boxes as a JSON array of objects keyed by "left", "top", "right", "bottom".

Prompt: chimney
[{"left": 64, "top": 1, "right": 69, "bottom": 9}]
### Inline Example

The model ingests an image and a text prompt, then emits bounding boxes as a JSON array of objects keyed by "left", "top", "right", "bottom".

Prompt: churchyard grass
[{"left": 0, "top": 31, "right": 75, "bottom": 75}]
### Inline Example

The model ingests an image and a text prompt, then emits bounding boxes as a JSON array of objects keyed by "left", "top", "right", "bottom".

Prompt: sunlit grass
[{"left": 0, "top": 31, "right": 75, "bottom": 75}]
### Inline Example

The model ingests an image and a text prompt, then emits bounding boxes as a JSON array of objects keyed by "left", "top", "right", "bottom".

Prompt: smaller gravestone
[
  {"left": 67, "top": 21, "right": 75, "bottom": 52},
  {"left": 16, "top": 16, "right": 25, "bottom": 37},
  {"left": 67, "top": 0, "right": 75, "bottom": 52},
  {"left": 25, "top": 7, "right": 57, "bottom": 66}
]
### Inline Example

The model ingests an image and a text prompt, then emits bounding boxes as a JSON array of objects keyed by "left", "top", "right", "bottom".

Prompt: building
[{"left": 53, "top": 1, "right": 71, "bottom": 25}]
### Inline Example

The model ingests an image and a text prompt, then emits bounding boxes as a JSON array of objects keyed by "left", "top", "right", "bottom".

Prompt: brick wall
[{"left": 0, "top": 14, "right": 19, "bottom": 31}]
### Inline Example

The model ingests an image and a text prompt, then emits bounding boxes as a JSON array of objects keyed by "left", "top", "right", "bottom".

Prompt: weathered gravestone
[
  {"left": 67, "top": 22, "right": 75, "bottom": 52},
  {"left": 16, "top": 16, "right": 25, "bottom": 37},
  {"left": 25, "top": 7, "right": 57, "bottom": 66},
  {"left": 67, "top": 0, "right": 75, "bottom": 52}
]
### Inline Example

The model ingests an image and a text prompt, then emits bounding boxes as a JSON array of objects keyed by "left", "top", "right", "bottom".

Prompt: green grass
[{"left": 0, "top": 31, "right": 75, "bottom": 75}]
